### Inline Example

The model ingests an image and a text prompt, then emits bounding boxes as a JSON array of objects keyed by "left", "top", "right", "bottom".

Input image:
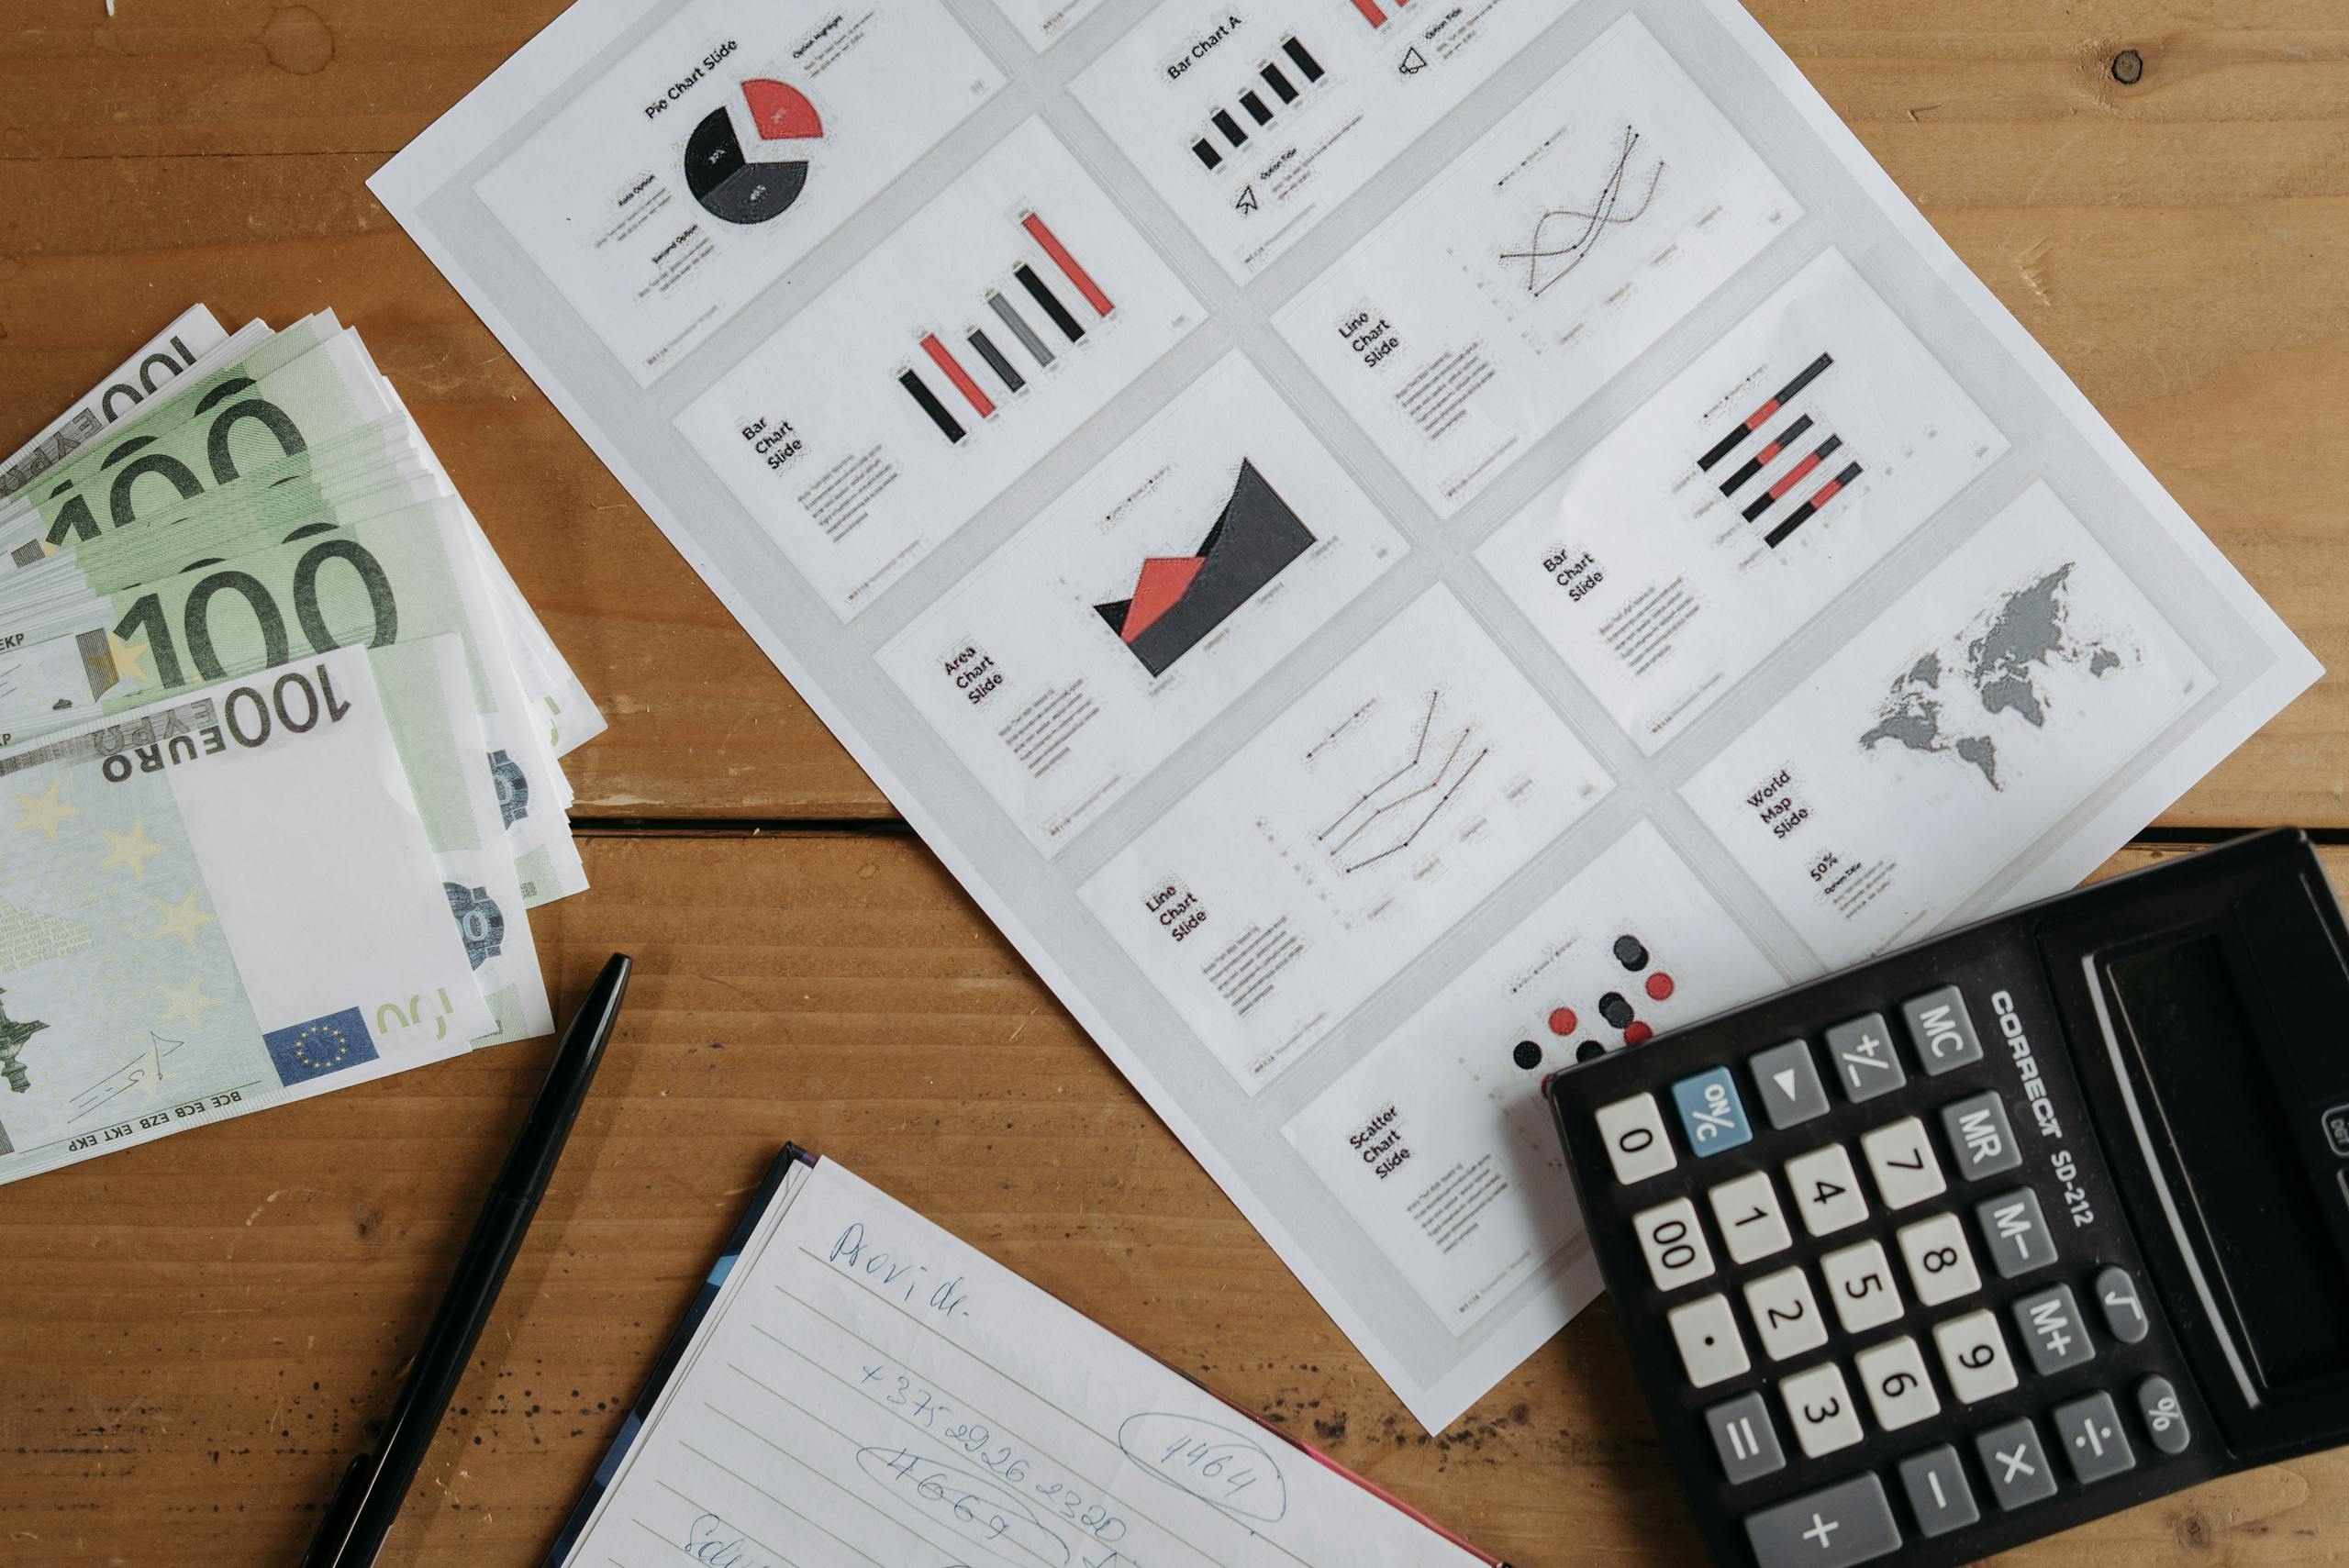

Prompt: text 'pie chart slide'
[{"left": 686, "top": 79, "right": 823, "bottom": 226}]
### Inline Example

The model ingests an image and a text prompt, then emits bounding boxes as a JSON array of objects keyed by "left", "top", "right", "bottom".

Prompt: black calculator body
[{"left": 1544, "top": 828, "right": 2349, "bottom": 1568}]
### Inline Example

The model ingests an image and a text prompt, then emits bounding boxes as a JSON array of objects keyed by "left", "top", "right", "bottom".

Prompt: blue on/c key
[{"left": 1671, "top": 1066, "right": 1753, "bottom": 1156}]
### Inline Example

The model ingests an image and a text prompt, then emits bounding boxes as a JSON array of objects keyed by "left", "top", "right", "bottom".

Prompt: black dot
[
  {"left": 1598, "top": 991, "right": 1635, "bottom": 1029},
  {"left": 1512, "top": 1040, "right": 1543, "bottom": 1071},
  {"left": 1575, "top": 1040, "right": 1606, "bottom": 1062},
  {"left": 1613, "top": 934, "right": 1650, "bottom": 972}
]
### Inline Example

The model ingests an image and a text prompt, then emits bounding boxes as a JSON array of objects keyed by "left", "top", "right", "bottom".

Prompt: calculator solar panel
[{"left": 1545, "top": 829, "right": 2349, "bottom": 1568}]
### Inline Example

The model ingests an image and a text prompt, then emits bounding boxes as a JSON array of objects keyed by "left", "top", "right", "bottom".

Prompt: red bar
[
  {"left": 1351, "top": 0, "right": 1388, "bottom": 23},
  {"left": 1743, "top": 398, "right": 1783, "bottom": 433},
  {"left": 1022, "top": 212, "right": 1114, "bottom": 317},
  {"left": 1807, "top": 475, "right": 1849, "bottom": 509},
  {"left": 1767, "top": 450, "right": 1824, "bottom": 500},
  {"left": 921, "top": 334, "right": 994, "bottom": 418}
]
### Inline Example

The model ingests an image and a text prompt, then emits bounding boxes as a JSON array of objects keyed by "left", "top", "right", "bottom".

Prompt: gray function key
[
  {"left": 2054, "top": 1391, "right": 2137, "bottom": 1485},
  {"left": 1824, "top": 1014, "right": 1907, "bottom": 1103},
  {"left": 2136, "top": 1375, "right": 2192, "bottom": 1454},
  {"left": 1975, "top": 1186, "right": 2057, "bottom": 1277},
  {"left": 1752, "top": 1040, "right": 1832, "bottom": 1129},
  {"left": 2012, "top": 1284, "right": 2097, "bottom": 1374},
  {"left": 1897, "top": 1446, "right": 1980, "bottom": 1539},
  {"left": 1743, "top": 1473, "right": 1902, "bottom": 1568},
  {"left": 1901, "top": 985, "right": 1985, "bottom": 1074},
  {"left": 2096, "top": 1265, "right": 2150, "bottom": 1344},
  {"left": 1706, "top": 1390, "right": 1787, "bottom": 1484},
  {"left": 1939, "top": 1091, "right": 2022, "bottom": 1181},
  {"left": 1976, "top": 1418, "right": 2059, "bottom": 1511}
]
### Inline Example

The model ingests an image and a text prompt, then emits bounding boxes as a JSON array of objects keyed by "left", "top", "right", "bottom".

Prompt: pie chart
[{"left": 685, "top": 79, "right": 823, "bottom": 226}]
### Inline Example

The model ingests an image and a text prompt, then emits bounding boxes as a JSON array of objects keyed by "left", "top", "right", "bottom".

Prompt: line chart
[
  {"left": 1316, "top": 691, "right": 1491, "bottom": 875},
  {"left": 1498, "top": 125, "right": 1666, "bottom": 298}
]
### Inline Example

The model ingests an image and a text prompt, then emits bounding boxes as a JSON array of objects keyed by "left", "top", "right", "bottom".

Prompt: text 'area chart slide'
[
  {"left": 1073, "top": 0, "right": 1554, "bottom": 280},
  {"left": 1079, "top": 589, "right": 1611, "bottom": 1091},
  {"left": 984, "top": 0, "right": 1106, "bottom": 50},
  {"left": 1478, "top": 250, "right": 2009, "bottom": 754},
  {"left": 676, "top": 120, "right": 1204, "bottom": 619},
  {"left": 877, "top": 355, "right": 1407, "bottom": 853},
  {"left": 474, "top": 0, "right": 1002, "bottom": 385},
  {"left": 1685, "top": 482, "right": 2212, "bottom": 970},
  {"left": 1283, "top": 821, "right": 1782, "bottom": 1336},
  {"left": 1279, "top": 17, "right": 1798, "bottom": 516}
]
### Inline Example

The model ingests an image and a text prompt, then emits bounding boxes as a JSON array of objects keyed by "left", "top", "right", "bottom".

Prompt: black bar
[
  {"left": 1192, "top": 138, "right": 1223, "bottom": 170},
  {"left": 1213, "top": 108, "right": 1248, "bottom": 147},
  {"left": 967, "top": 328, "right": 1024, "bottom": 393},
  {"left": 1772, "top": 351, "right": 1835, "bottom": 407},
  {"left": 1241, "top": 90, "right": 1274, "bottom": 125},
  {"left": 899, "top": 370, "right": 966, "bottom": 442},
  {"left": 1698, "top": 351, "right": 1836, "bottom": 472},
  {"left": 1743, "top": 434, "right": 1843, "bottom": 523},
  {"left": 1262, "top": 62, "right": 1298, "bottom": 102},
  {"left": 1017, "top": 263, "right": 1085, "bottom": 343},
  {"left": 1283, "top": 36, "right": 1324, "bottom": 82},
  {"left": 1765, "top": 462, "right": 1863, "bottom": 548},
  {"left": 1719, "top": 413, "right": 1815, "bottom": 496}
]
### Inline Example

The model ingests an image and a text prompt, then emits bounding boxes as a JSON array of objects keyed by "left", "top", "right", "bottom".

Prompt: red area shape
[
  {"left": 742, "top": 79, "right": 823, "bottom": 142},
  {"left": 1546, "top": 1006, "right": 1578, "bottom": 1037},
  {"left": 1646, "top": 972, "right": 1675, "bottom": 1002},
  {"left": 1118, "top": 557, "right": 1206, "bottom": 642},
  {"left": 1623, "top": 1022, "right": 1653, "bottom": 1047},
  {"left": 1351, "top": 0, "right": 1388, "bottom": 22}
]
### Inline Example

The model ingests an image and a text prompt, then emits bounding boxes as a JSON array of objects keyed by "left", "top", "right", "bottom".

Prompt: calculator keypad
[
  {"left": 1565, "top": 967, "right": 2194, "bottom": 1568},
  {"left": 1786, "top": 1145, "right": 1869, "bottom": 1236},
  {"left": 1895, "top": 1212, "right": 1980, "bottom": 1306}
]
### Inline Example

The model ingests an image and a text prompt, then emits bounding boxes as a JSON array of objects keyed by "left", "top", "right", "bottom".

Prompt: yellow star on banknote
[
  {"left": 106, "top": 630, "right": 153, "bottom": 686},
  {"left": 156, "top": 977, "right": 224, "bottom": 1030},
  {"left": 150, "top": 888, "right": 216, "bottom": 946},
  {"left": 14, "top": 782, "right": 78, "bottom": 841},
  {"left": 100, "top": 821, "right": 166, "bottom": 877}
]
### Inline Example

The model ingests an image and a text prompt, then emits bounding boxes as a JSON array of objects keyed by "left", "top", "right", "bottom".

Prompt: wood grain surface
[{"left": 0, "top": 2, "right": 2343, "bottom": 1566}]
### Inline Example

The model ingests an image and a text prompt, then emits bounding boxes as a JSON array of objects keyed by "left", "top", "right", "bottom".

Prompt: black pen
[{"left": 298, "top": 951, "right": 632, "bottom": 1568}]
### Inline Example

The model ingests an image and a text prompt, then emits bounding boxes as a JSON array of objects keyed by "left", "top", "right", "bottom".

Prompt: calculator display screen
[{"left": 2106, "top": 935, "right": 2349, "bottom": 1393}]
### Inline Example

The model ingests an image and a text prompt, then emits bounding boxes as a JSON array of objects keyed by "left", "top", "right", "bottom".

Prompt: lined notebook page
[{"left": 556, "top": 1159, "right": 1488, "bottom": 1568}]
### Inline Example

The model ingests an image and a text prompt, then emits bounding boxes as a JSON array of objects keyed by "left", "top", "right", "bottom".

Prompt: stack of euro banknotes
[{"left": 0, "top": 306, "right": 604, "bottom": 1184}]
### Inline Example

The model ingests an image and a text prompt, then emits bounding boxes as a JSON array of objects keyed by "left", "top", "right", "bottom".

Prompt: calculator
[{"left": 1544, "top": 828, "right": 2349, "bottom": 1568}]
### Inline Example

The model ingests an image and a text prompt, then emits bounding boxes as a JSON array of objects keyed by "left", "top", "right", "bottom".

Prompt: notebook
[{"left": 548, "top": 1149, "right": 1503, "bottom": 1568}]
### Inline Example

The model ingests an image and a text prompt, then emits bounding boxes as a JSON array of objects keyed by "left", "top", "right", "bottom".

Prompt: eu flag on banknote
[{"left": 262, "top": 1006, "right": 379, "bottom": 1087}]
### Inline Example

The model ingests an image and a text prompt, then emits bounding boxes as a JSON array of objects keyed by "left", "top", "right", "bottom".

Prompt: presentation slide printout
[{"left": 379, "top": 0, "right": 2319, "bottom": 1429}]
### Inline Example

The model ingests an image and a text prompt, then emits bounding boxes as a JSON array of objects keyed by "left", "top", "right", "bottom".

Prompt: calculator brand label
[
  {"left": 1990, "top": 990, "right": 2064, "bottom": 1141},
  {"left": 2325, "top": 1102, "right": 2349, "bottom": 1159}
]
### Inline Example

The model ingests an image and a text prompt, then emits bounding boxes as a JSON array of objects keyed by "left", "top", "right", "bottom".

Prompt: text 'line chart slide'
[
  {"left": 1283, "top": 822, "right": 1782, "bottom": 1338},
  {"left": 1073, "top": 0, "right": 1554, "bottom": 281},
  {"left": 878, "top": 355, "right": 1406, "bottom": 853},
  {"left": 1279, "top": 17, "right": 1798, "bottom": 516},
  {"left": 1478, "top": 250, "right": 2009, "bottom": 754},
  {"left": 1686, "top": 481, "right": 2212, "bottom": 969},
  {"left": 984, "top": 0, "right": 1106, "bottom": 50},
  {"left": 676, "top": 120, "right": 1204, "bottom": 619},
  {"left": 475, "top": 0, "right": 1002, "bottom": 385},
  {"left": 1080, "top": 589, "right": 1610, "bottom": 1091}
]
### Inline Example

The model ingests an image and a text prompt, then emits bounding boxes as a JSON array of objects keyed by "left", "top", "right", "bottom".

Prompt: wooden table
[{"left": 3, "top": 3, "right": 2344, "bottom": 1563}]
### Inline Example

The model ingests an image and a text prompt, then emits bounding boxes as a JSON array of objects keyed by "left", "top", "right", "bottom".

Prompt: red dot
[
  {"left": 1646, "top": 972, "right": 1675, "bottom": 1001},
  {"left": 1547, "top": 1006, "right": 1578, "bottom": 1036},
  {"left": 1623, "top": 1021, "right": 1653, "bottom": 1046}
]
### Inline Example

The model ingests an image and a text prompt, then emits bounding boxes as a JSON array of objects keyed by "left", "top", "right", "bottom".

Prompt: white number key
[
  {"left": 1669, "top": 1294, "right": 1751, "bottom": 1388},
  {"left": 1855, "top": 1335, "right": 1941, "bottom": 1430},
  {"left": 1743, "top": 1265, "right": 1830, "bottom": 1362},
  {"left": 1708, "top": 1170, "right": 1793, "bottom": 1264},
  {"left": 1596, "top": 1093, "right": 1676, "bottom": 1184},
  {"left": 1933, "top": 1308, "right": 2020, "bottom": 1404},
  {"left": 1779, "top": 1362, "right": 1864, "bottom": 1458},
  {"left": 1819, "top": 1239, "right": 1905, "bottom": 1334},
  {"left": 1860, "top": 1117, "right": 1946, "bottom": 1209},
  {"left": 1896, "top": 1211, "right": 1980, "bottom": 1306},
  {"left": 1784, "top": 1144, "right": 1869, "bottom": 1237},
  {"left": 1632, "top": 1196, "right": 1716, "bottom": 1291}
]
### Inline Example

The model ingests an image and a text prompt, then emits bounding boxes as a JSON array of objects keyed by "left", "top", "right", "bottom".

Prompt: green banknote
[{"left": 0, "top": 645, "right": 491, "bottom": 1184}]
